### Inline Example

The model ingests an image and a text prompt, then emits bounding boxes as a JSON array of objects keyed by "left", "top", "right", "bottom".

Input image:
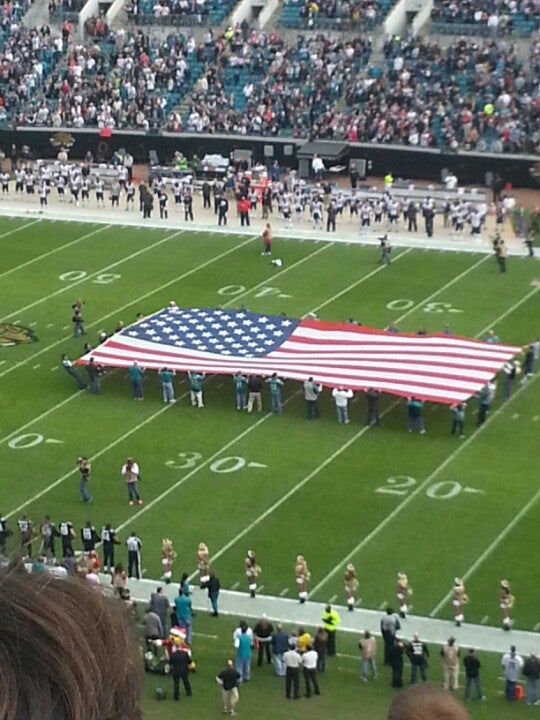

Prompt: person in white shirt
[
  {"left": 121, "top": 457, "right": 142, "bottom": 506},
  {"left": 283, "top": 640, "right": 302, "bottom": 699},
  {"left": 332, "top": 387, "right": 353, "bottom": 423},
  {"left": 311, "top": 154, "right": 325, "bottom": 180},
  {"left": 445, "top": 172, "right": 458, "bottom": 191},
  {"left": 302, "top": 645, "right": 320, "bottom": 697}
]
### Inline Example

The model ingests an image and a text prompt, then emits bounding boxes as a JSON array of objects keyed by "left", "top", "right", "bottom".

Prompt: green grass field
[{"left": 1, "top": 216, "right": 539, "bottom": 719}]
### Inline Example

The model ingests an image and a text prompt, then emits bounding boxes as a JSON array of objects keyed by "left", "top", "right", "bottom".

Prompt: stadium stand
[
  {"left": 126, "top": 0, "right": 238, "bottom": 27},
  {"left": 180, "top": 30, "right": 372, "bottom": 136},
  {"left": 430, "top": 0, "right": 539, "bottom": 36},
  {"left": 280, "top": 0, "right": 396, "bottom": 30}
]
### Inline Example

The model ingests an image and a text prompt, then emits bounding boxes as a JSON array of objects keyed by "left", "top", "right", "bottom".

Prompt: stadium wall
[{"left": 6, "top": 128, "right": 539, "bottom": 188}]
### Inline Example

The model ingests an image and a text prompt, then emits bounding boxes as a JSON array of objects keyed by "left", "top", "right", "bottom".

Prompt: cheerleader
[
  {"left": 161, "top": 538, "right": 177, "bottom": 584},
  {"left": 197, "top": 541, "right": 210, "bottom": 587},
  {"left": 295, "top": 555, "right": 311, "bottom": 604},
  {"left": 245, "top": 549, "right": 261, "bottom": 598},
  {"left": 452, "top": 577, "right": 468, "bottom": 626},
  {"left": 343, "top": 563, "right": 359, "bottom": 611},
  {"left": 396, "top": 572, "right": 413, "bottom": 618},
  {"left": 500, "top": 579, "right": 514, "bottom": 631}
]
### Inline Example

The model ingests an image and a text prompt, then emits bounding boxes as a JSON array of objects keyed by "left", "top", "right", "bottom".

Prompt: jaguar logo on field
[{"left": 0, "top": 323, "right": 38, "bottom": 347}]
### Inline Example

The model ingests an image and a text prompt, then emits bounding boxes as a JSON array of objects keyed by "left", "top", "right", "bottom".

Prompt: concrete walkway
[
  {"left": 118, "top": 575, "right": 540, "bottom": 655},
  {"left": 0, "top": 193, "right": 534, "bottom": 258}
]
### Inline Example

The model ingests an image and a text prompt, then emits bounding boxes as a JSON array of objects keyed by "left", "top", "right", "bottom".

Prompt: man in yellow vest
[{"left": 321, "top": 605, "right": 340, "bottom": 657}]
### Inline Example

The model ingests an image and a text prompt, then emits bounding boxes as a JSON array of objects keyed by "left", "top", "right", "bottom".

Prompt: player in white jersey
[
  {"left": 373, "top": 199, "right": 384, "bottom": 226},
  {"left": 386, "top": 199, "right": 399, "bottom": 229},
  {"left": 94, "top": 178, "right": 105, "bottom": 207},
  {"left": 39, "top": 181, "right": 50, "bottom": 207},
  {"left": 360, "top": 201, "right": 371, "bottom": 229},
  {"left": 125, "top": 182, "right": 135, "bottom": 210},
  {"left": 117, "top": 166, "right": 128, "bottom": 189},
  {"left": 81, "top": 178, "right": 90, "bottom": 206},
  {"left": 25, "top": 172, "right": 36, "bottom": 195},
  {"left": 281, "top": 197, "right": 292, "bottom": 229},
  {"left": 15, "top": 169, "right": 25, "bottom": 194},
  {"left": 293, "top": 192, "right": 304, "bottom": 222},
  {"left": 41, "top": 165, "right": 51, "bottom": 186},
  {"left": 70, "top": 174, "right": 81, "bottom": 206},
  {"left": 56, "top": 174, "right": 66, "bottom": 200},
  {"left": 1, "top": 172, "right": 9, "bottom": 194},
  {"left": 173, "top": 181, "right": 182, "bottom": 205},
  {"left": 311, "top": 198, "right": 323, "bottom": 229}
]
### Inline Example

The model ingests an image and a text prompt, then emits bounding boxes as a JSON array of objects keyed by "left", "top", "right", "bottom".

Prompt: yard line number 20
[{"left": 376, "top": 475, "right": 463, "bottom": 500}]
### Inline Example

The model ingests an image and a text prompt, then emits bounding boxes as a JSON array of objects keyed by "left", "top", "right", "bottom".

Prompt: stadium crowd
[
  {"left": 430, "top": 0, "right": 540, "bottom": 33},
  {"left": 0, "top": 13, "right": 538, "bottom": 154}
]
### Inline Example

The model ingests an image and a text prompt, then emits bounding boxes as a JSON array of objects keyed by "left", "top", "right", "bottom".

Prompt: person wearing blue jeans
[
  {"left": 234, "top": 621, "right": 253, "bottom": 682},
  {"left": 407, "top": 634, "right": 429, "bottom": 683},
  {"left": 61, "top": 355, "right": 86, "bottom": 389},
  {"left": 332, "top": 388, "right": 353, "bottom": 423},
  {"left": 129, "top": 362, "right": 144, "bottom": 400},
  {"left": 266, "top": 373, "right": 284, "bottom": 414},
  {"left": 233, "top": 372, "right": 248, "bottom": 410},
  {"left": 463, "top": 648, "right": 483, "bottom": 701},
  {"left": 77, "top": 456, "right": 92, "bottom": 503},
  {"left": 205, "top": 571, "right": 221, "bottom": 617},
  {"left": 502, "top": 646, "right": 523, "bottom": 701}
]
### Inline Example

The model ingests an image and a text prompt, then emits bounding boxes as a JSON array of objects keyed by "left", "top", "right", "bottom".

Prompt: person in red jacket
[{"left": 238, "top": 196, "right": 250, "bottom": 227}]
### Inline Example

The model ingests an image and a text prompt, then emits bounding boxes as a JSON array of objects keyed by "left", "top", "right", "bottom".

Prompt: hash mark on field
[
  {"left": 62, "top": 325, "right": 69, "bottom": 330},
  {"left": 533, "top": 416, "right": 539, "bottom": 422},
  {"left": 32, "top": 364, "right": 40, "bottom": 369},
  {"left": 29, "top": 322, "right": 37, "bottom": 327},
  {"left": 0, "top": 361, "right": 5, "bottom": 366},
  {"left": 379, "top": 601, "right": 387, "bottom": 610},
  {"left": 481, "top": 616, "right": 489, "bottom": 625},
  {"left": 46, "top": 323, "right": 54, "bottom": 328},
  {"left": 50, "top": 366, "right": 58, "bottom": 371},
  {"left": 193, "top": 632, "right": 219, "bottom": 640},
  {"left": 355, "top": 599, "right": 362, "bottom": 606},
  {"left": 512, "top": 413, "right": 520, "bottom": 419},
  {"left": 257, "top": 585, "right": 265, "bottom": 593},
  {"left": 230, "top": 581, "right": 240, "bottom": 590},
  {"left": 329, "top": 594, "right": 338, "bottom": 604},
  {"left": 534, "top": 623, "right": 540, "bottom": 632}
]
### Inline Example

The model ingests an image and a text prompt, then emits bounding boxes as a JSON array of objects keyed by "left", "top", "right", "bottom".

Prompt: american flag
[{"left": 77, "top": 307, "right": 521, "bottom": 404}]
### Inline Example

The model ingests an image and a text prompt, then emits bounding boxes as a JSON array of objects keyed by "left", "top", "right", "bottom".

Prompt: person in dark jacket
[
  {"left": 389, "top": 639, "right": 405, "bottom": 688},
  {"left": 170, "top": 646, "right": 192, "bottom": 700},
  {"left": 205, "top": 570, "right": 221, "bottom": 617},
  {"left": 271, "top": 623, "right": 289, "bottom": 677},
  {"left": 463, "top": 648, "right": 483, "bottom": 701},
  {"left": 381, "top": 608, "right": 401, "bottom": 665},
  {"left": 253, "top": 614, "right": 274, "bottom": 666},
  {"left": 407, "top": 633, "right": 429, "bottom": 683}
]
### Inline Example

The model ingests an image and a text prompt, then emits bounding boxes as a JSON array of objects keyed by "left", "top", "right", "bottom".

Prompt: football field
[{"left": 1, "top": 214, "right": 539, "bottom": 641}]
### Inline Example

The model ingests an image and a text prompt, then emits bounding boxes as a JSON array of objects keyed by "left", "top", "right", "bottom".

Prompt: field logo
[{"left": 0, "top": 323, "right": 38, "bottom": 347}]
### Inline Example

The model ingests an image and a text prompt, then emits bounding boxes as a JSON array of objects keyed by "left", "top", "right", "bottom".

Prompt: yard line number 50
[{"left": 376, "top": 475, "right": 463, "bottom": 500}]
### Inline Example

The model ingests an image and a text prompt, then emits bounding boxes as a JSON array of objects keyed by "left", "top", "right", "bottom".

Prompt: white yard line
[
  {"left": 0, "top": 218, "right": 41, "bottom": 242},
  {"left": 114, "top": 406, "right": 296, "bottom": 537},
  {"left": 476, "top": 286, "right": 539, "bottom": 339},
  {"left": 393, "top": 253, "right": 491, "bottom": 324},
  {"left": 0, "top": 224, "right": 107, "bottom": 281},
  {"left": 0, "top": 234, "right": 257, "bottom": 381},
  {"left": 428, "top": 375, "right": 540, "bottom": 617},
  {"left": 0, "top": 237, "right": 317, "bottom": 445},
  {"left": 307, "top": 248, "right": 413, "bottom": 316},
  {"left": 4, "top": 392, "right": 182, "bottom": 519},
  {"left": 197, "top": 400, "right": 400, "bottom": 577},
  {"left": 304, "top": 284, "right": 538, "bottom": 598},
  {"left": 2, "top": 230, "right": 182, "bottom": 322}
]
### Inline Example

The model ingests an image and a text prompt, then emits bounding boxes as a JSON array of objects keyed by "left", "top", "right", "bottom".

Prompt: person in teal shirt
[
  {"left": 174, "top": 588, "right": 193, "bottom": 644},
  {"left": 233, "top": 372, "right": 248, "bottom": 410},
  {"left": 265, "top": 373, "right": 284, "bottom": 413},
  {"left": 129, "top": 362, "right": 144, "bottom": 400},
  {"left": 159, "top": 366, "right": 175, "bottom": 403},
  {"left": 188, "top": 371, "right": 206, "bottom": 408}
]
